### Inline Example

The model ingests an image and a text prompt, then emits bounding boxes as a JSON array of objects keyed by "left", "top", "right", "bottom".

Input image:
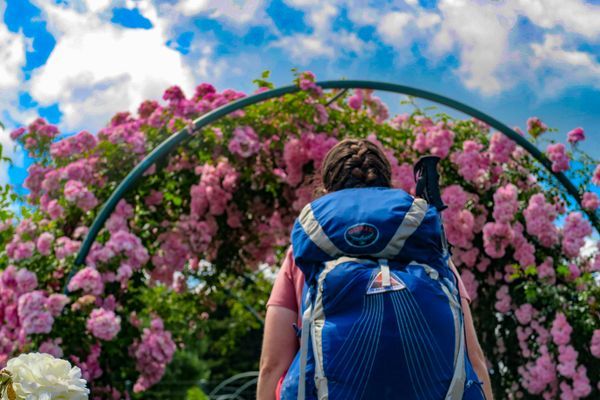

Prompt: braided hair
[{"left": 320, "top": 138, "right": 392, "bottom": 193}]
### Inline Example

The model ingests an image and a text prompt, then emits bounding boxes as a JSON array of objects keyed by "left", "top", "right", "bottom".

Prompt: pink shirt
[{"left": 267, "top": 246, "right": 472, "bottom": 326}]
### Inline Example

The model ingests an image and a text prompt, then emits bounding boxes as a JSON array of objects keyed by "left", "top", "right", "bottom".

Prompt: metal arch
[
  {"left": 208, "top": 371, "right": 259, "bottom": 399},
  {"left": 71, "top": 80, "right": 599, "bottom": 273}
]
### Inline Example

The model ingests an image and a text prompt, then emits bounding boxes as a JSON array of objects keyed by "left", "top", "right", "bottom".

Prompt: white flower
[{"left": 4, "top": 353, "right": 89, "bottom": 400}]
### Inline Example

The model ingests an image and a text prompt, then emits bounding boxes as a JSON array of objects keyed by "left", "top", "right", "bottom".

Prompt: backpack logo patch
[
  {"left": 367, "top": 271, "right": 406, "bottom": 295},
  {"left": 344, "top": 223, "right": 379, "bottom": 248}
]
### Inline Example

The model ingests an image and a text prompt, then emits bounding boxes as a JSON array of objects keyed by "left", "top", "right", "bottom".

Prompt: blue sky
[{"left": 1, "top": 0, "right": 600, "bottom": 197}]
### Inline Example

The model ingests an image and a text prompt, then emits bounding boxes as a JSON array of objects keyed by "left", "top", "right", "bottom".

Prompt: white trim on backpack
[
  {"left": 299, "top": 204, "right": 343, "bottom": 257},
  {"left": 372, "top": 198, "right": 428, "bottom": 258}
]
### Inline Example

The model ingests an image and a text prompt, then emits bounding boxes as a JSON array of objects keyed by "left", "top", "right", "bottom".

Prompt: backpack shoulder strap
[{"left": 297, "top": 300, "right": 313, "bottom": 400}]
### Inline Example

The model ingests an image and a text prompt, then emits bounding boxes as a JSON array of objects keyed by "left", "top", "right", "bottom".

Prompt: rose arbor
[{"left": 2, "top": 71, "right": 600, "bottom": 399}]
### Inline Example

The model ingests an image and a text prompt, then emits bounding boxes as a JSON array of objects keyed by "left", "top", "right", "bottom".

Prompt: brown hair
[{"left": 319, "top": 138, "right": 392, "bottom": 193}]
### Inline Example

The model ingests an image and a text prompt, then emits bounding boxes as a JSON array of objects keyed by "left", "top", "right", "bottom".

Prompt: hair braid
[{"left": 320, "top": 138, "right": 392, "bottom": 193}]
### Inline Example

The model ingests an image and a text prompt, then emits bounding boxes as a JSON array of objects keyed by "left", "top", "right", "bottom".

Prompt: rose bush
[{"left": 1, "top": 70, "right": 599, "bottom": 399}]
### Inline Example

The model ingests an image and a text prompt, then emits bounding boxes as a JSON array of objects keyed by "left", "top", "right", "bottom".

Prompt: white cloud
[
  {"left": 0, "top": 4, "right": 27, "bottom": 126},
  {"left": 581, "top": 236, "right": 598, "bottom": 259},
  {"left": 530, "top": 34, "right": 600, "bottom": 94},
  {"left": 177, "top": 0, "right": 269, "bottom": 27},
  {"left": 83, "top": 0, "right": 113, "bottom": 14},
  {"left": 27, "top": 0, "right": 195, "bottom": 131},
  {"left": 196, "top": 44, "right": 232, "bottom": 81},
  {"left": 428, "top": 0, "right": 518, "bottom": 95},
  {"left": 272, "top": 1, "right": 372, "bottom": 64},
  {"left": 375, "top": 9, "right": 441, "bottom": 42},
  {"left": 0, "top": 128, "right": 12, "bottom": 186},
  {"left": 363, "top": 7, "right": 441, "bottom": 66},
  {"left": 346, "top": 5, "right": 380, "bottom": 26},
  {"left": 336, "top": 31, "right": 374, "bottom": 55},
  {"left": 415, "top": 11, "right": 441, "bottom": 30},
  {"left": 0, "top": 5, "right": 28, "bottom": 181},
  {"left": 516, "top": 0, "right": 600, "bottom": 41},
  {"left": 0, "top": 23, "right": 26, "bottom": 93},
  {"left": 271, "top": 34, "right": 334, "bottom": 63},
  {"left": 422, "top": 0, "right": 600, "bottom": 95},
  {"left": 0, "top": 126, "right": 24, "bottom": 187},
  {"left": 343, "top": 0, "right": 600, "bottom": 97},
  {"left": 377, "top": 12, "right": 413, "bottom": 46},
  {"left": 306, "top": 2, "right": 337, "bottom": 34}
]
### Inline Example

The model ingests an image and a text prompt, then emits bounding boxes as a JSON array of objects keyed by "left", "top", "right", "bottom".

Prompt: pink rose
[
  {"left": 15, "top": 268, "right": 38, "bottom": 293},
  {"left": 582, "top": 192, "right": 599, "bottom": 211},
  {"left": 87, "top": 308, "right": 121, "bottom": 341},
  {"left": 228, "top": 126, "right": 260, "bottom": 158},
  {"left": 131, "top": 317, "right": 176, "bottom": 392},
  {"left": 45, "top": 294, "right": 70, "bottom": 316},
  {"left": 591, "top": 330, "right": 600, "bottom": 359},
  {"left": 546, "top": 143, "right": 570, "bottom": 172},
  {"left": 567, "top": 127, "right": 585, "bottom": 143},
  {"left": 526, "top": 117, "right": 548, "bottom": 138},
  {"left": 551, "top": 312, "right": 572, "bottom": 346},
  {"left": 515, "top": 304, "right": 535, "bottom": 325},
  {"left": 36, "top": 232, "right": 54, "bottom": 256},
  {"left": 593, "top": 165, "right": 600, "bottom": 186},
  {"left": 39, "top": 338, "right": 63, "bottom": 358},
  {"left": 10, "top": 127, "right": 26, "bottom": 140},
  {"left": 348, "top": 93, "right": 363, "bottom": 110},
  {"left": 67, "top": 267, "right": 104, "bottom": 296}
]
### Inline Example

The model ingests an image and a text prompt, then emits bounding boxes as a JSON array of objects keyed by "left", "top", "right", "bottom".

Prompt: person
[{"left": 257, "top": 138, "right": 494, "bottom": 400}]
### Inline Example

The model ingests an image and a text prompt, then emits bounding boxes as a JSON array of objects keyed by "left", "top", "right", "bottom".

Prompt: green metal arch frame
[{"left": 72, "top": 80, "right": 599, "bottom": 274}]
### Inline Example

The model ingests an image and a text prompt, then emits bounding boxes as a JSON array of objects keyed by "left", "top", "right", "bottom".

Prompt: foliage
[{"left": 1, "top": 71, "right": 600, "bottom": 399}]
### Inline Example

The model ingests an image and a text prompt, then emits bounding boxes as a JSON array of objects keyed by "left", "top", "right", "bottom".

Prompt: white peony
[{"left": 2, "top": 353, "right": 89, "bottom": 400}]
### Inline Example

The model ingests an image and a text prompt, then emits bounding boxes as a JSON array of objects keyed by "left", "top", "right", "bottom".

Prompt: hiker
[{"left": 258, "top": 138, "right": 493, "bottom": 400}]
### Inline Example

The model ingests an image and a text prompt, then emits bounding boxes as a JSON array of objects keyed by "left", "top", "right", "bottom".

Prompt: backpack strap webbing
[{"left": 297, "top": 302, "right": 313, "bottom": 400}]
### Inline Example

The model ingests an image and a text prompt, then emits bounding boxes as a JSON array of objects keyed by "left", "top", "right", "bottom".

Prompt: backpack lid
[{"left": 291, "top": 187, "right": 444, "bottom": 276}]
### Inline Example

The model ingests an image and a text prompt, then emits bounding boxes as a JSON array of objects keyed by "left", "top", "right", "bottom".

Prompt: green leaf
[
  {"left": 524, "top": 265, "right": 537, "bottom": 276},
  {"left": 556, "top": 265, "right": 570, "bottom": 277},
  {"left": 186, "top": 387, "right": 209, "bottom": 400},
  {"left": 525, "top": 286, "right": 538, "bottom": 303}
]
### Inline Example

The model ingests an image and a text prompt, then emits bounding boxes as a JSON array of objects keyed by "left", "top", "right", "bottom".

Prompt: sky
[{"left": 1, "top": 0, "right": 599, "bottom": 197}]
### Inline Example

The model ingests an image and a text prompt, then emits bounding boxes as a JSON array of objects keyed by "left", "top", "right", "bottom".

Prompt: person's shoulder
[{"left": 279, "top": 245, "right": 295, "bottom": 272}]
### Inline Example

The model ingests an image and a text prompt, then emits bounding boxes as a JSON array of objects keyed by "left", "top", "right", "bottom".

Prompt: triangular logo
[{"left": 366, "top": 271, "right": 406, "bottom": 295}]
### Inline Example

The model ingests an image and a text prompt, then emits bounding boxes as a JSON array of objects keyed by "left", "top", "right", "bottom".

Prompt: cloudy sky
[{"left": 1, "top": 0, "right": 599, "bottom": 194}]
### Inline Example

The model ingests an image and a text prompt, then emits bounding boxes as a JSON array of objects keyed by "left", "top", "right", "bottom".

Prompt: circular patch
[{"left": 344, "top": 223, "right": 380, "bottom": 248}]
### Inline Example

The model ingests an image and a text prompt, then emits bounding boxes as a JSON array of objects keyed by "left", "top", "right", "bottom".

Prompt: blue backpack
[{"left": 280, "top": 187, "right": 485, "bottom": 400}]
